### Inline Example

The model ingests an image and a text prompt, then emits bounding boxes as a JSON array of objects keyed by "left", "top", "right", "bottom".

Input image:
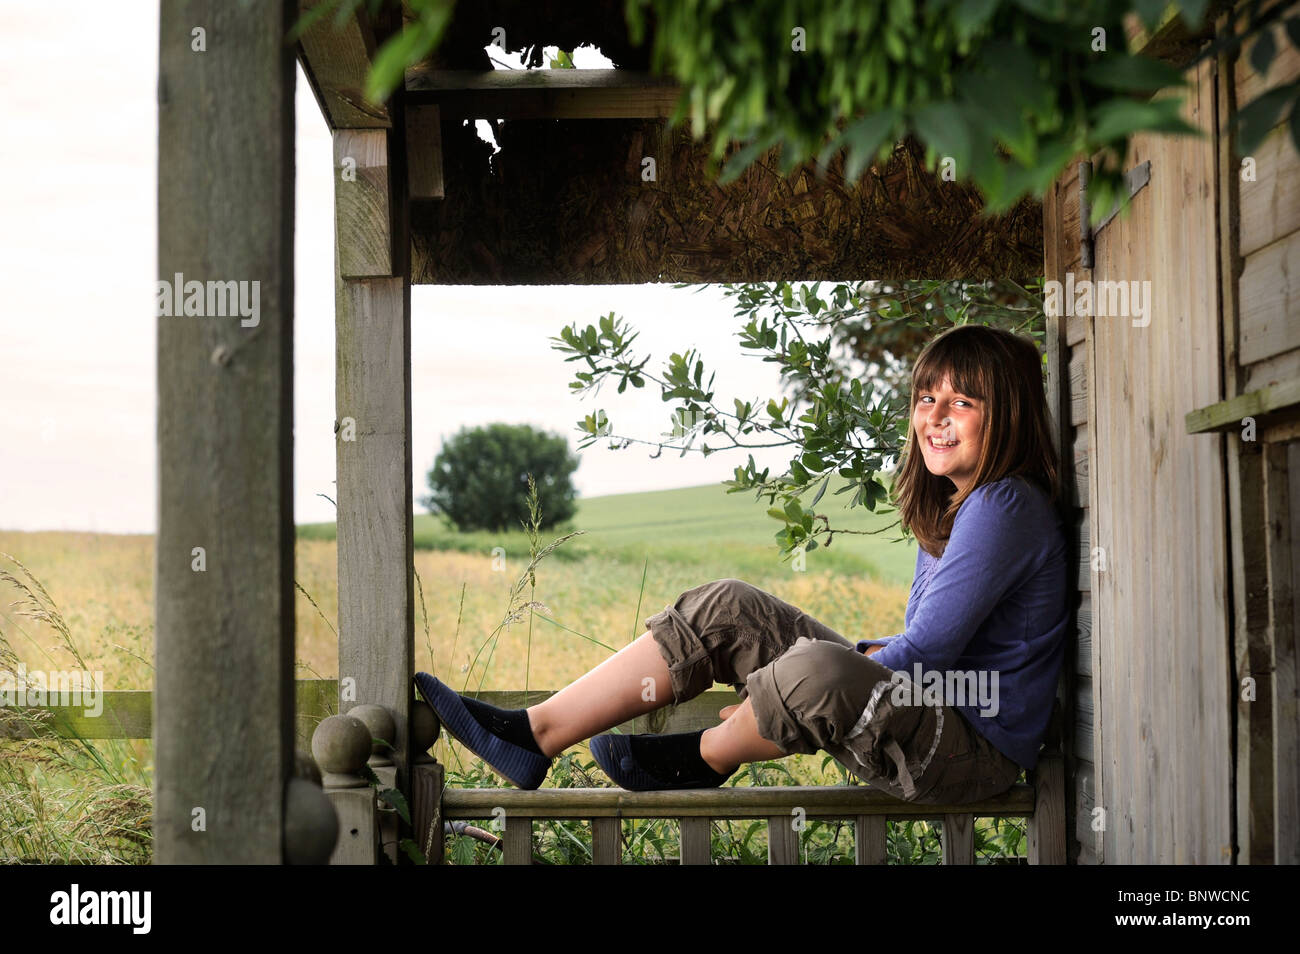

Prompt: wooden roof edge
[
  {"left": 296, "top": 0, "right": 391, "bottom": 130},
  {"left": 1126, "top": 1, "right": 1230, "bottom": 67}
]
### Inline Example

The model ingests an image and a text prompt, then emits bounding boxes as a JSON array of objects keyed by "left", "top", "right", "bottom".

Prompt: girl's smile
[{"left": 914, "top": 373, "right": 983, "bottom": 494}]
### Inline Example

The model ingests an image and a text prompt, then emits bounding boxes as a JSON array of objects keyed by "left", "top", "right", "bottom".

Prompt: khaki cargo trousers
[{"left": 644, "top": 578, "right": 1022, "bottom": 805}]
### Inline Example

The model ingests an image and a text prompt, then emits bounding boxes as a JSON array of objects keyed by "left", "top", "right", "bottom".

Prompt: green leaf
[
  {"left": 377, "top": 787, "right": 412, "bottom": 826},
  {"left": 400, "top": 837, "right": 428, "bottom": 865},
  {"left": 1088, "top": 96, "right": 1200, "bottom": 144},
  {"left": 810, "top": 474, "right": 832, "bottom": 508},
  {"left": 1084, "top": 54, "right": 1186, "bottom": 92},
  {"left": 784, "top": 497, "right": 803, "bottom": 521},
  {"left": 1250, "top": 25, "right": 1277, "bottom": 79},
  {"left": 836, "top": 108, "right": 900, "bottom": 182},
  {"left": 767, "top": 507, "right": 789, "bottom": 521},
  {"left": 954, "top": 0, "right": 999, "bottom": 39},
  {"left": 1238, "top": 84, "right": 1298, "bottom": 155}
]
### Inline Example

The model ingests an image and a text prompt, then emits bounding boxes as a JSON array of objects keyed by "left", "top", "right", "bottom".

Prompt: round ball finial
[
  {"left": 284, "top": 776, "right": 338, "bottom": 865},
  {"left": 348, "top": 703, "right": 397, "bottom": 766},
  {"left": 311, "top": 714, "right": 371, "bottom": 787},
  {"left": 412, "top": 699, "right": 440, "bottom": 761}
]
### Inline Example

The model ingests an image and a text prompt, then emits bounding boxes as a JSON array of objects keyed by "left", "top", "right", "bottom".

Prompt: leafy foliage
[
  {"left": 550, "top": 279, "right": 1041, "bottom": 558},
  {"left": 293, "top": 1, "right": 1300, "bottom": 226}
]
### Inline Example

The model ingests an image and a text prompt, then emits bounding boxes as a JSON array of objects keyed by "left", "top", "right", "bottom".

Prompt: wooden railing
[{"left": 3, "top": 680, "right": 1065, "bottom": 865}]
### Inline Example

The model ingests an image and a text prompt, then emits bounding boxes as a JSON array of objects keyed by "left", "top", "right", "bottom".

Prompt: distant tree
[{"left": 422, "top": 423, "right": 579, "bottom": 532}]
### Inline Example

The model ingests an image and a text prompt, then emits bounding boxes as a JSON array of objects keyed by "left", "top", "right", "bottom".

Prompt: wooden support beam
[
  {"left": 156, "top": 0, "right": 298, "bottom": 864},
  {"left": 406, "top": 104, "right": 444, "bottom": 200},
  {"left": 405, "top": 68, "right": 682, "bottom": 119},
  {"left": 1185, "top": 378, "right": 1300, "bottom": 433},
  {"left": 296, "top": 0, "right": 389, "bottom": 129},
  {"left": 333, "top": 89, "right": 416, "bottom": 862},
  {"left": 334, "top": 129, "right": 393, "bottom": 277}
]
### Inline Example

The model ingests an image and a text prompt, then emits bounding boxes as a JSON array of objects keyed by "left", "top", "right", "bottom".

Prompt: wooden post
[
  {"left": 679, "top": 817, "right": 711, "bottom": 865},
  {"left": 854, "top": 815, "right": 888, "bottom": 865},
  {"left": 313, "top": 714, "right": 379, "bottom": 865},
  {"left": 767, "top": 815, "right": 799, "bottom": 865},
  {"left": 155, "top": 0, "right": 297, "bottom": 863},
  {"left": 941, "top": 813, "right": 974, "bottom": 865},
  {"left": 333, "top": 86, "right": 415, "bottom": 861},
  {"left": 410, "top": 700, "right": 445, "bottom": 864}
]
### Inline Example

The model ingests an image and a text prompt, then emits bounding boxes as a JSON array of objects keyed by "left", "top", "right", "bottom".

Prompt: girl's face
[{"left": 913, "top": 372, "right": 984, "bottom": 495}]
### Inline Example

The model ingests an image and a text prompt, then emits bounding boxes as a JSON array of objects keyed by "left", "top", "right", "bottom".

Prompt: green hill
[{"left": 299, "top": 480, "right": 917, "bottom": 586}]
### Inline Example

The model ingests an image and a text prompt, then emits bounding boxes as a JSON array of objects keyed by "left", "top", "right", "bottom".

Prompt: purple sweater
[{"left": 855, "top": 474, "right": 1069, "bottom": 770}]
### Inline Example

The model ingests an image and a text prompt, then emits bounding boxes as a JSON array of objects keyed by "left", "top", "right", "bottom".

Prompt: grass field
[{"left": 0, "top": 481, "right": 931, "bottom": 863}]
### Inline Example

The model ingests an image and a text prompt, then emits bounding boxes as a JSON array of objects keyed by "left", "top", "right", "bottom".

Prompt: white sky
[{"left": 0, "top": 2, "right": 821, "bottom": 534}]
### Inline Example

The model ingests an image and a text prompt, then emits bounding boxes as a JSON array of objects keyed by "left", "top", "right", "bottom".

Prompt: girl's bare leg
[{"left": 526, "top": 631, "right": 788, "bottom": 773}]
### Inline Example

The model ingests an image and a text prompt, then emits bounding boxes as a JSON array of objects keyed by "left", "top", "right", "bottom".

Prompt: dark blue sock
[
  {"left": 627, "top": 729, "right": 731, "bottom": 786},
  {"left": 458, "top": 693, "right": 547, "bottom": 757}
]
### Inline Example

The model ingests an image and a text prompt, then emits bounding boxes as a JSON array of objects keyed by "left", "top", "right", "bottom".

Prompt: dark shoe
[
  {"left": 589, "top": 730, "right": 734, "bottom": 791},
  {"left": 414, "top": 673, "right": 552, "bottom": 790}
]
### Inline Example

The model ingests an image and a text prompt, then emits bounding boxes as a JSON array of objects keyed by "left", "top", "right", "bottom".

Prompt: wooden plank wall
[
  {"left": 1043, "top": 50, "right": 1243, "bottom": 863},
  {"left": 1229, "top": 2, "right": 1300, "bottom": 863},
  {"left": 1237, "top": 7, "right": 1300, "bottom": 392},
  {"left": 1091, "top": 55, "right": 1231, "bottom": 863},
  {"left": 1043, "top": 160, "right": 1097, "bottom": 864}
]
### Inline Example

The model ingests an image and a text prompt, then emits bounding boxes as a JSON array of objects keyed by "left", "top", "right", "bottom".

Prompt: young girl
[{"left": 415, "top": 324, "right": 1070, "bottom": 805}]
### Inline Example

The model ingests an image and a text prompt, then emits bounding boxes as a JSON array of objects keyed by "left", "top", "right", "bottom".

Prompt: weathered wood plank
[
  {"left": 296, "top": 0, "right": 389, "bottom": 129},
  {"left": 405, "top": 67, "right": 683, "bottom": 119},
  {"left": 1265, "top": 439, "right": 1300, "bottom": 862},
  {"left": 1028, "top": 752, "right": 1067, "bottom": 864},
  {"left": 679, "top": 816, "right": 712, "bottom": 865},
  {"left": 503, "top": 815, "right": 533, "bottom": 865},
  {"left": 441, "top": 783, "right": 1036, "bottom": 819},
  {"left": 1068, "top": 345, "right": 1088, "bottom": 426},
  {"left": 1240, "top": 229, "right": 1300, "bottom": 364},
  {"left": 155, "top": 0, "right": 297, "bottom": 865},
  {"left": 1238, "top": 122, "right": 1300, "bottom": 259},
  {"left": 854, "top": 815, "right": 888, "bottom": 865},
  {"left": 1073, "top": 422, "right": 1090, "bottom": 509},
  {"left": 1236, "top": 2, "right": 1300, "bottom": 107},
  {"left": 1185, "top": 377, "right": 1300, "bottom": 432},
  {"left": 591, "top": 817, "right": 621, "bottom": 865},
  {"left": 941, "top": 813, "right": 974, "bottom": 864},
  {"left": 406, "top": 103, "right": 444, "bottom": 199},
  {"left": 1076, "top": 593, "right": 1093, "bottom": 677},
  {"left": 1089, "top": 57, "right": 1231, "bottom": 863},
  {"left": 334, "top": 129, "right": 392, "bottom": 277},
  {"left": 767, "top": 816, "right": 800, "bottom": 864},
  {"left": 1244, "top": 346, "right": 1300, "bottom": 394}
]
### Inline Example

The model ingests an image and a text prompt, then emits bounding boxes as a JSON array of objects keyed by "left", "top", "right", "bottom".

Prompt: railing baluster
[
  {"left": 855, "top": 814, "right": 888, "bottom": 865},
  {"left": 591, "top": 817, "right": 621, "bottom": 865},
  {"left": 503, "top": 815, "right": 534, "bottom": 865},
  {"left": 767, "top": 815, "right": 799, "bottom": 864},
  {"left": 679, "top": 817, "right": 712, "bottom": 865},
  {"left": 942, "top": 813, "right": 975, "bottom": 865}
]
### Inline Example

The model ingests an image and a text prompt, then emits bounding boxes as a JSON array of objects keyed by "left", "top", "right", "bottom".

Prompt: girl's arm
[{"left": 866, "top": 479, "right": 1044, "bottom": 674}]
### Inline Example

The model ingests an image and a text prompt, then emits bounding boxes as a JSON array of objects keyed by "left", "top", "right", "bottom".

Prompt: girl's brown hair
[{"left": 891, "top": 324, "right": 1062, "bottom": 557}]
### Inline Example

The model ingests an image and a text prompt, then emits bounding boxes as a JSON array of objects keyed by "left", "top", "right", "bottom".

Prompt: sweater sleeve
[{"left": 866, "top": 479, "right": 1043, "bottom": 674}]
